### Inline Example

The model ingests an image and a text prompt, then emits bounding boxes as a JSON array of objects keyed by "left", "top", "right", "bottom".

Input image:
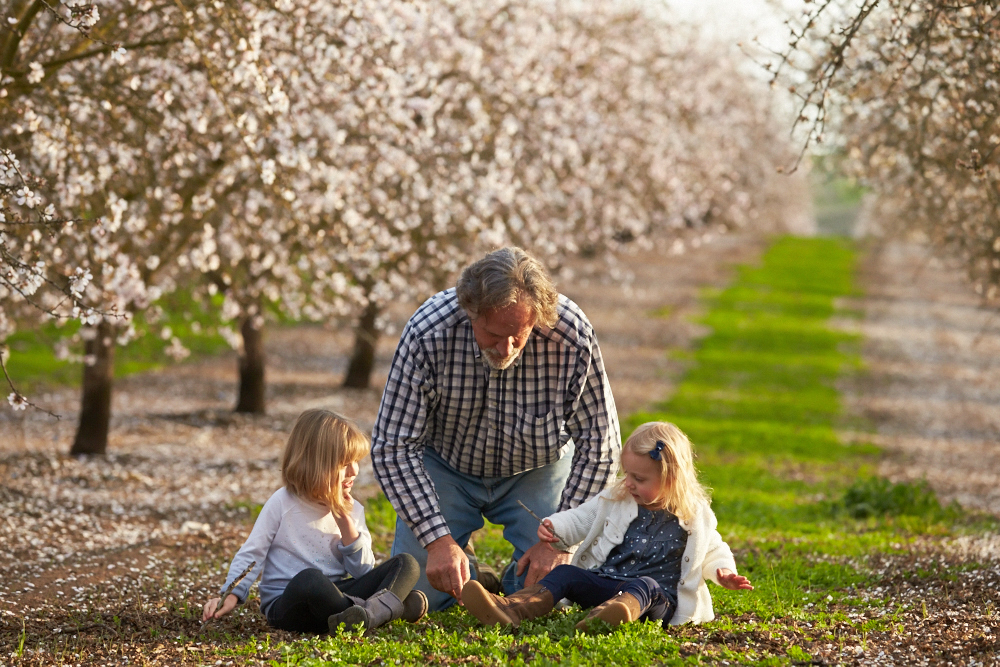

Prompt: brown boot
[
  {"left": 464, "top": 541, "right": 502, "bottom": 595},
  {"left": 574, "top": 592, "right": 645, "bottom": 632},
  {"left": 462, "top": 581, "right": 555, "bottom": 628}
]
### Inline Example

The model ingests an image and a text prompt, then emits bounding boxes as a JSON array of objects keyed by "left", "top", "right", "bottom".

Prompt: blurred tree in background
[
  {"left": 1, "top": 0, "right": 808, "bottom": 453},
  {"left": 778, "top": 0, "right": 1000, "bottom": 303}
]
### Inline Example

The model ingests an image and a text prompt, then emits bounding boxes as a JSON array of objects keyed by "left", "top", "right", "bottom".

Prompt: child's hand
[
  {"left": 716, "top": 568, "right": 753, "bottom": 590},
  {"left": 333, "top": 496, "right": 360, "bottom": 546},
  {"left": 339, "top": 490, "right": 355, "bottom": 514},
  {"left": 537, "top": 519, "right": 558, "bottom": 543},
  {"left": 331, "top": 490, "right": 355, "bottom": 521},
  {"left": 202, "top": 594, "right": 238, "bottom": 621}
]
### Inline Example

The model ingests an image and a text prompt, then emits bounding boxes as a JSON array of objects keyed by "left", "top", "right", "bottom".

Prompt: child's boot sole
[
  {"left": 328, "top": 606, "right": 369, "bottom": 634},
  {"left": 463, "top": 580, "right": 514, "bottom": 627},
  {"left": 575, "top": 601, "right": 632, "bottom": 632}
]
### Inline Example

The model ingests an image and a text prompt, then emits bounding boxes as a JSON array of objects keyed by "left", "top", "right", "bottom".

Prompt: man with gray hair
[{"left": 372, "top": 247, "right": 621, "bottom": 611}]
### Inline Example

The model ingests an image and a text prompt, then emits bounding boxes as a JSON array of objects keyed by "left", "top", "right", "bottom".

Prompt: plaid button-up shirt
[{"left": 371, "top": 288, "right": 621, "bottom": 547}]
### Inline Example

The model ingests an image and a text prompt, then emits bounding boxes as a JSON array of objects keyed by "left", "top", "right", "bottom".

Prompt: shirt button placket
[
  {"left": 489, "top": 370, "right": 500, "bottom": 431},
  {"left": 486, "top": 369, "right": 501, "bottom": 475}
]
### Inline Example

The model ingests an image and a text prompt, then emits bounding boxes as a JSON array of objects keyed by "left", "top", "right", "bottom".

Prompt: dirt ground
[
  {"left": 845, "top": 241, "right": 1000, "bottom": 517},
  {"left": 1, "top": 232, "right": 999, "bottom": 665}
]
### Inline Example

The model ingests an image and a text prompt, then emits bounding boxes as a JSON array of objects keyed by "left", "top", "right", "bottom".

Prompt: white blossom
[
  {"left": 164, "top": 336, "right": 190, "bottom": 361},
  {"left": 27, "top": 62, "right": 44, "bottom": 84}
]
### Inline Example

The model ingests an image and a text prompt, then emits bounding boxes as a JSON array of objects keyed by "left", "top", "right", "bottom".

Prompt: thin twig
[
  {"left": 516, "top": 500, "right": 567, "bottom": 545},
  {"left": 199, "top": 560, "right": 256, "bottom": 632},
  {"left": 0, "top": 349, "right": 60, "bottom": 419}
]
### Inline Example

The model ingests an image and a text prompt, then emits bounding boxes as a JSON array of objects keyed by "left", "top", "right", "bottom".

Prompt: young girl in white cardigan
[
  {"left": 463, "top": 421, "right": 752, "bottom": 631},
  {"left": 202, "top": 409, "right": 427, "bottom": 634}
]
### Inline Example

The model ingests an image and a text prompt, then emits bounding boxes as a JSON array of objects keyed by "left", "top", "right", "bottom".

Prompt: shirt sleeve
[
  {"left": 370, "top": 327, "right": 450, "bottom": 547},
  {"left": 545, "top": 493, "right": 602, "bottom": 551},
  {"left": 559, "top": 334, "right": 621, "bottom": 510},
  {"left": 338, "top": 497, "right": 376, "bottom": 577},
  {"left": 220, "top": 492, "right": 283, "bottom": 604},
  {"left": 698, "top": 504, "right": 737, "bottom": 585}
]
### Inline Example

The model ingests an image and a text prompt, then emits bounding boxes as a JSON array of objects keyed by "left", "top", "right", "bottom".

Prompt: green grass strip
[{"left": 246, "top": 236, "right": 992, "bottom": 665}]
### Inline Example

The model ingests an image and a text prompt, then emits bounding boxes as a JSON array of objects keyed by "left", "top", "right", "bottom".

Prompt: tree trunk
[
  {"left": 343, "top": 301, "right": 380, "bottom": 389},
  {"left": 235, "top": 316, "right": 266, "bottom": 414},
  {"left": 69, "top": 320, "right": 115, "bottom": 456}
]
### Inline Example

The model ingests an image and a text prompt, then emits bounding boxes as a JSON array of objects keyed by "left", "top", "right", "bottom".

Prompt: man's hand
[
  {"left": 425, "top": 535, "right": 470, "bottom": 603},
  {"left": 517, "top": 540, "right": 571, "bottom": 587},
  {"left": 716, "top": 568, "right": 754, "bottom": 590}
]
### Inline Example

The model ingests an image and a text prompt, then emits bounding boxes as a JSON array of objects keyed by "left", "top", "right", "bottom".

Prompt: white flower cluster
[
  {"left": 67, "top": 2, "right": 100, "bottom": 28},
  {"left": 68, "top": 268, "right": 93, "bottom": 298},
  {"left": 1, "top": 0, "right": 808, "bottom": 411},
  {"left": 26, "top": 62, "right": 44, "bottom": 85},
  {"left": 110, "top": 45, "right": 127, "bottom": 64},
  {"left": 788, "top": 1, "right": 1000, "bottom": 303},
  {"left": 164, "top": 337, "right": 190, "bottom": 361}
]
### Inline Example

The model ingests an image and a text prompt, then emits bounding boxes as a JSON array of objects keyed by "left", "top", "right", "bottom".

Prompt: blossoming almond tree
[
  {"left": 330, "top": 0, "right": 810, "bottom": 387},
  {"left": 180, "top": 0, "right": 457, "bottom": 405},
  {"left": 1, "top": 0, "right": 289, "bottom": 452},
  {"left": 1, "top": 1, "right": 150, "bottom": 423},
  {"left": 777, "top": 1, "right": 1000, "bottom": 303}
]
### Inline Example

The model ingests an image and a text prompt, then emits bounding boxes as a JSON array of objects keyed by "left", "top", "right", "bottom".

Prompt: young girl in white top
[
  {"left": 463, "top": 421, "right": 752, "bottom": 631},
  {"left": 202, "top": 409, "right": 427, "bottom": 634}
]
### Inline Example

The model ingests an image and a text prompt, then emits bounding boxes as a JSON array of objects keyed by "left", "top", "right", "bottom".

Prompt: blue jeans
[
  {"left": 390, "top": 446, "right": 573, "bottom": 611},
  {"left": 539, "top": 565, "right": 675, "bottom": 622}
]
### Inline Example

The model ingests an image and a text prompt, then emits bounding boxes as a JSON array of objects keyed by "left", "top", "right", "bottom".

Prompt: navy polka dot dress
[{"left": 594, "top": 507, "right": 688, "bottom": 606}]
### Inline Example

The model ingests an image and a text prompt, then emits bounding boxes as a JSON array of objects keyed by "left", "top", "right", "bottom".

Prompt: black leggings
[{"left": 266, "top": 553, "right": 419, "bottom": 633}]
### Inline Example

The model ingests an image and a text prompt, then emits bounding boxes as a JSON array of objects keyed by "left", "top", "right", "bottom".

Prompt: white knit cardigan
[{"left": 545, "top": 488, "right": 738, "bottom": 625}]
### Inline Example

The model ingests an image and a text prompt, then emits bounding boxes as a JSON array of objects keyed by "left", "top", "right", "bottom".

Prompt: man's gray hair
[{"left": 456, "top": 247, "right": 559, "bottom": 327}]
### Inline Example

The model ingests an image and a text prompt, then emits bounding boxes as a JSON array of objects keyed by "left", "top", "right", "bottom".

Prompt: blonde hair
[
  {"left": 614, "top": 422, "right": 709, "bottom": 521},
  {"left": 281, "top": 409, "right": 369, "bottom": 515}
]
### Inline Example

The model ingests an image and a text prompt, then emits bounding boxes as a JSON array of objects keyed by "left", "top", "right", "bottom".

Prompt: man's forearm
[
  {"left": 370, "top": 433, "right": 451, "bottom": 546},
  {"left": 372, "top": 477, "right": 450, "bottom": 546},
  {"left": 559, "top": 441, "right": 618, "bottom": 509}
]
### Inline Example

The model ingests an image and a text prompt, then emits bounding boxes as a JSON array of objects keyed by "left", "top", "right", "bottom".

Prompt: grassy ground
[
  {"left": 7, "top": 236, "right": 998, "bottom": 665},
  {"left": 4, "top": 290, "right": 230, "bottom": 393},
  {"left": 200, "top": 237, "right": 994, "bottom": 665}
]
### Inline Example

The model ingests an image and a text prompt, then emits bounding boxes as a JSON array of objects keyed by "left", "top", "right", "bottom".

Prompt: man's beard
[{"left": 482, "top": 347, "right": 521, "bottom": 370}]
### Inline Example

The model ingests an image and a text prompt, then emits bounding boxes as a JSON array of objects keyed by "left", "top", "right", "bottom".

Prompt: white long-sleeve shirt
[{"left": 219, "top": 487, "right": 375, "bottom": 616}]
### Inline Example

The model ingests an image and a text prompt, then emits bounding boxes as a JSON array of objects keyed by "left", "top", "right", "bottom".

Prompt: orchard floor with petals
[{"left": 2, "top": 233, "right": 999, "bottom": 666}]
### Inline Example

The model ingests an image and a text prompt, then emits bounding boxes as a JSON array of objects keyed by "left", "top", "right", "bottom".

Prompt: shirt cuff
[
  {"left": 223, "top": 582, "right": 250, "bottom": 605},
  {"left": 414, "top": 516, "right": 452, "bottom": 548},
  {"left": 337, "top": 539, "right": 365, "bottom": 556}
]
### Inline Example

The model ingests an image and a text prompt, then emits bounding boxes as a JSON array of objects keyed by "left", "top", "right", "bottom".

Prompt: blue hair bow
[{"left": 649, "top": 440, "right": 666, "bottom": 461}]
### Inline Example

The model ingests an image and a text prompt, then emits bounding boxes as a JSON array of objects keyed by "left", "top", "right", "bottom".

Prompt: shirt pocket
[{"left": 513, "top": 407, "right": 562, "bottom": 464}]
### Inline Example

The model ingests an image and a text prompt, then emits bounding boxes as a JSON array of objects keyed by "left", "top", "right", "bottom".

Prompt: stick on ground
[{"left": 199, "top": 560, "right": 256, "bottom": 632}]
